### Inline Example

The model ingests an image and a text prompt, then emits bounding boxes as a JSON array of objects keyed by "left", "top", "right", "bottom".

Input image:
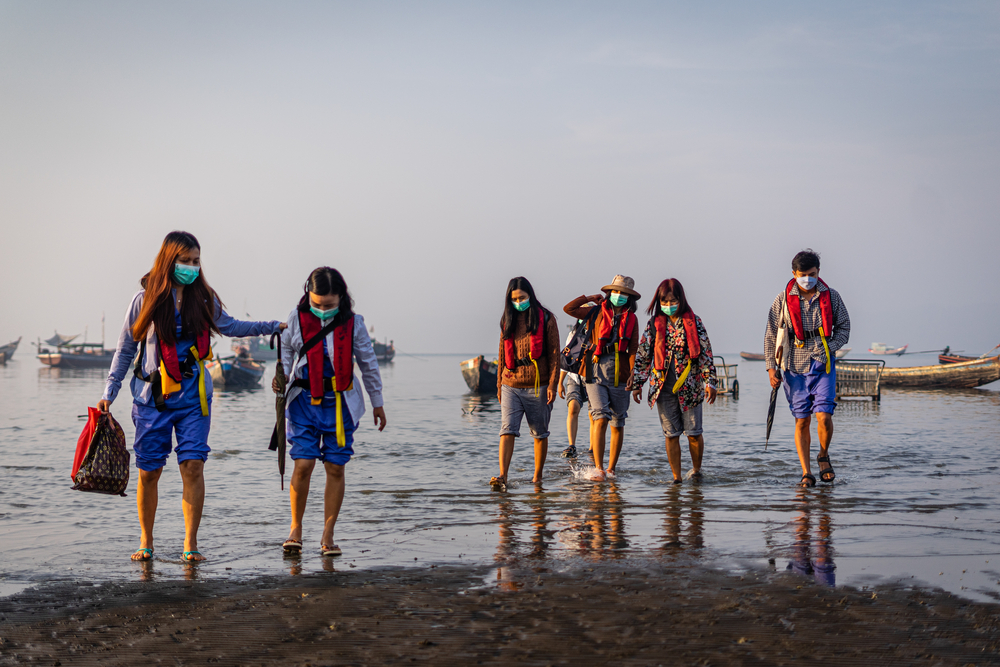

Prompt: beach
[{"left": 3, "top": 559, "right": 1000, "bottom": 665}]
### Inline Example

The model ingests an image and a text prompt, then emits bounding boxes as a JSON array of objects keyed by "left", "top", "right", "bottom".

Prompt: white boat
[{"left": 869, "top": 343, "right": 908, "bottom": 356}]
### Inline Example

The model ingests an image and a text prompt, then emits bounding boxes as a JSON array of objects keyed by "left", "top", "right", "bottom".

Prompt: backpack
[{"left": 560, "top": 313, "right": 595, "bottom": 373}]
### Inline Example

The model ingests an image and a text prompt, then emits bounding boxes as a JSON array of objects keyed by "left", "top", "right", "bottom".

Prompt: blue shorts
[
  {"left": 783, "top": 358, "right": 836, "bottom": 419},
  {"left": 286, "top": 391, "right": 357, "bottom": 466},
  {"left": 131, "top": 402, "right": 212, "bottom": 471}
]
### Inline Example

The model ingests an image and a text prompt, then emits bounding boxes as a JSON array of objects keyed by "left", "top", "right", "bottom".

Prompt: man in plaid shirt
[{"left": 764, "top": 249, "right": 850, "bottom": 487}]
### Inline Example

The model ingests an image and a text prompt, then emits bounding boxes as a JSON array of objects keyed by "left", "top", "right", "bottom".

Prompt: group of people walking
[
  {"left": 99, "top": 231, "right": 849, "bottom": 563},
  {"left": 491, "top": 249, "right": 851, "bottom": 494}
]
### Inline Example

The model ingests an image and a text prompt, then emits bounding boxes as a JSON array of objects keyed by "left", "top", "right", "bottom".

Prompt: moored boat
[
  {"left": 870, "top": 343, "right": 908, "bottom": 356},
  {"left": 0, "top": 336, "right": 22, "bottom": 361},
  {"left": 880, "top": 356, "right": 1000, "bottom": 389},
  {"left": 36, "top": 332, "right": 116, "bottom": 369},
  {"left": 835, "top": 347, "right": 851, "bottom": 359},
  {"left": 206, "top": 355, "right": 266, "bottom": 389},
  {"left": 461, "top": 355, "right": 498, "bottom": 394},
  {"left": 231, "top": 336, "right": 277, "bottom": 361},
  {"left": 939, "top": 354, "right": 976, "bottom": 365},
  {"left": 740, "top": 352, "right": 765, "bottom": 361},
  {"left": 372, "top": 339, "right": 395, "bottom": 363}
]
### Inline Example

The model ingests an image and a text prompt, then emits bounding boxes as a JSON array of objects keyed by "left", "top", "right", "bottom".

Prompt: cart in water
[{"left": 712, "top": 355, "right": 739, "bottom": 399}]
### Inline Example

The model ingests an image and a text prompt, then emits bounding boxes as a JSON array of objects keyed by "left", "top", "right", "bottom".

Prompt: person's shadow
[{"left": 786, "top": 486, "right": 836, "bottom": 587}]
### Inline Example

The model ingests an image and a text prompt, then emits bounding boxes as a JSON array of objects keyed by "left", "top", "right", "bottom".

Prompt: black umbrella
[
  {"left": 765, "top": 366, "right": 782, "bottom": 451},
  {"left": 267, "top": 332, "right": 287, "bottom": 489}
]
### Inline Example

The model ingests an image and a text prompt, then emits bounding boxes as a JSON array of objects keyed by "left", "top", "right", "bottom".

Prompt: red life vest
[
  {"left": 298, "top": 309, "right": 354, "bottom": 400},
  {"left": 158, "top": 330, "right": 211, "bottom": 382},
  {"left": 594, "top": 301, "right": 637, "bottom": 358},
  {"left": 785, "top": 278, "right": 833, "bottom": 341},
  {"left": 653, "top": 311, "right": 701, "bottom": 372},
  {"left": 502, "top": 310, "right": 546, "bottom": 371}
]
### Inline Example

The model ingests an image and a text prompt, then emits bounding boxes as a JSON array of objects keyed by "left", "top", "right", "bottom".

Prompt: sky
[{"left": 1, "top": 1, "right": 998, "bottom": 356}]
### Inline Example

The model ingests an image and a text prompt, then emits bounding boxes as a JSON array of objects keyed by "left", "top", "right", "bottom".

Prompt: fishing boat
[
  {"left": 836, "top": 347, "right": 851, "bottom": 358},
  {"left": 740, "top": 352, "right": 765, "bottom": 361},
  {"left": 206, "top": 354, "right": 266, "bottom": 389},
  {"left": 0, "top": 336, "right": 21, "bottom": 361},
  {"left": 939, "top": 344, "right": 1000, "bottom": 365},
  {"left": 36, "top": 332, "right": 116, "bottom": 369},
  {"left": 461, "top": 355, "right": 498, "bottom": 394},
  {"left": 372, "top": 339, "right": 395, "bottom": 363},
  {"left": 231, "top": 336, "right": 277, "bottom": 361},
  {"left": 869, "top": 343, "right": 908, "bottom": 356},
  {"left": 880, "top": 356, "right": 1000, "bottom": 389}
]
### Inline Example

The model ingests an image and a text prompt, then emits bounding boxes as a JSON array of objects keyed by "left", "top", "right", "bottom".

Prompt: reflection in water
[
  {"left": 495, "top": 488, "right": 554, "bottom": 562},
  {"left": 786, "top": 487, "right": 836, "bottom": 587},
  {"left": 568, "top": 482, "right": 629, "bottom": 558},
  {"left": 284, "top": 552, "right": 303, "bottom": 576},
  {"left": 496, "top": 496, "right": 518, "bottom": 562},
  {"left": 461, "top": 393, "right": 498, "bottom": 416},
  {"left": 661, "top": 485, "right": 705, "bottom": 553}
]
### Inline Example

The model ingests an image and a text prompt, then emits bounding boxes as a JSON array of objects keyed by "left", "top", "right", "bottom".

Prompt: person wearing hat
[{"left": 563, "top": 275, "right": 641, "bottom": 480}]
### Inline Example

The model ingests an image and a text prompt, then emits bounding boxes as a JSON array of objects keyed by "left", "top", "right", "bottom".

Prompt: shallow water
[{"left": 1, "top": 350, "right": 998, "bottom": 602}]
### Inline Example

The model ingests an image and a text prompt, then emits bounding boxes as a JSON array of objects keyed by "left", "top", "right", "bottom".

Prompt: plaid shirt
[{"left": 764, "top": 283, "right": 850, "bottom": 373}]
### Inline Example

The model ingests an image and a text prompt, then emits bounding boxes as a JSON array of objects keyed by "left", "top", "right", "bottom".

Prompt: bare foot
[
  {"left": 590, "top": 468, "right": 606, "bottom": 481},
  {"left": 605, "top": 470, "right": 616, "bottom": 479}
]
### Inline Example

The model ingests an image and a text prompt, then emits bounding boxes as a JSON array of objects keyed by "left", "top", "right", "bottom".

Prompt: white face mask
[{"left": 796, "top": 275, "right": 817, "bottom": 291}]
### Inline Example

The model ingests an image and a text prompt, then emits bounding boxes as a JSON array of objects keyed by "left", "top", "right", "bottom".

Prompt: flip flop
[
  {"left": 489, "top": 476, "right": 507, "bottom": 492},
  {"left": 320, "top": 544, "right": 342, "bottom": 557},
  {"left": 817, "top": 455, "right": 836, "bottom": 483},
  {"left": 131, "top": 547, "right": 153, "bottom": 561},
  {"left": 800, "top": 473, "right": 817, "bottom": 488},
  {"left": 183, "top": 551, "right": 205, "bottom": 562},
  {"left": 282, "top": 539, "right": 303, "bottom": 553}
]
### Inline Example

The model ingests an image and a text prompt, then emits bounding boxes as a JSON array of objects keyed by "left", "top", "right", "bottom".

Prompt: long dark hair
[
  {"left": 500, "top": 276, "right": 548, "bottom": 339},
  {"left": 133, "top": 231, "right": 221, "bottom": 344},
  {"left": 645, "top": 278, "right": 691, "bottom": 317},
  {"left": 298, "top": 267, "right": 355, "bottom": 326}
]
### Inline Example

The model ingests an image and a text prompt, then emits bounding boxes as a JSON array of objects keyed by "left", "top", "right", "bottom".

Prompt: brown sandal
[{"left": 320, "top": 544, "right": 342, "bottom": 557}]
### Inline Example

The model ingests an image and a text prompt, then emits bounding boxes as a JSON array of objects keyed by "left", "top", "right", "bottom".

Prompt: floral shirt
[{"left": 632, "top": 314, "right": 717, "bottom": 412}]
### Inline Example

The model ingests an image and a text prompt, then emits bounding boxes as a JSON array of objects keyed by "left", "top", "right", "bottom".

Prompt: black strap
[
  {"left": 132, "top": 339, "right": 167, "bottom": 412},
  {"left": 297, "top": 317, "right": 340, "bottom": 361},
  {"left": 291, "top": 377, "right": 334, "bottom": 393}
]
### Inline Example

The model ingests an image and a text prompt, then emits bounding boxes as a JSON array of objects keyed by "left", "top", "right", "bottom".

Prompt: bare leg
[
  {"left": 134, "top": 467, "right": 162, "bottom": 558},
  {"left": 815, "top": 412, "right": 834, "bottom": 477},
  {"left": 566, "top": 400, "right": 580, "bottom": 447},
  {"left": 664, "top": 436, "right": 682, "bottom": 481},
  {"left": 178, "top": 459, "right": 206, "bottom": 560},
  {"left": 533, "top": 437, "right": 548, "bottom": 483},
  {"left": 591, "top": 418, "right": 609, "bottom": 471},
  {"left": 607, "top": 426, "right": 624, "bottom": 473},
  {"left": 288, "top": 458, "right": 317, "bottom": 542},
  {"left": 499, "top": 434, "right": 515, "bottom": 481},
  {"left": 321, "top": 462, "right": 346, "bottom": 545},
  {"left": 795, "top": 416, "right": 813, "bottom": 484},
  {"left": 687, "top": 434, "right": 705, "bottom": 473}
]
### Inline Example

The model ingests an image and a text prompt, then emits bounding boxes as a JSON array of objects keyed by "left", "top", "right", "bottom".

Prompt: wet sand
[{"left": 2, "top": 559, "right": 999, "bottom": 666}]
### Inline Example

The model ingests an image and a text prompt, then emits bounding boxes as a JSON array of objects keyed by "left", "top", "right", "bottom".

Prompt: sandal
[
  {"left": 800, "top": 473, "right": 816, "bottom": 488},
  {"left": 131, "top": 547, "right": 153, "bottom": 561},
  {"left": 490, "top": 476, "right": 507, "bottom": 492},
  {"left": 282, "top": 539, "right": 303, "bottom": 553},
  {"left": 321, "top": 544, "right": 342, "bottom": 557},
  {"left": 817, "top": 455, "right": 836, "bottom": 483},
  {"left": 183, "top": 551, "right": 205, "bottom": 562},
  {"left": 561, "top": 445, "right": 577, "bottom": 458}
]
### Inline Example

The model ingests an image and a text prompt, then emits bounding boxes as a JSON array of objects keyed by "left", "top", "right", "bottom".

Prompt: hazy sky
[{"left": 2, "top": 1, "right": 998, "bottom": 355}]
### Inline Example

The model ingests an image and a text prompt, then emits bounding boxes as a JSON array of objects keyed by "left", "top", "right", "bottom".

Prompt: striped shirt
[{"left": 764, "top": 282, "right": 850, "bottom": 373}]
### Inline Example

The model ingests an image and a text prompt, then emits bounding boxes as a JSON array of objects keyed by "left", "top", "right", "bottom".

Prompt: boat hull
[
  {"left": 881, "top": 356, "right": 1000, "bottom": 389},
  {"left": 740, "top": 352, "right": 765, "bottom": 361},
  {"left": 461, "top": 355, "right": 498, "bottom": 394},
  {"left": 373, "top": 340, "right": 395, "bottom": 362},
  {"left": 939, "top": 354, "right": 976, "bottom": 365},
  {"left": 207, "top": 357, "right": 265, "bottom": 389},
  {"left": 0, "top": 337, "right": 21, "bottom": 361},
  {"left": 37, "top": 352, "right": 115, "bottom": 369}
]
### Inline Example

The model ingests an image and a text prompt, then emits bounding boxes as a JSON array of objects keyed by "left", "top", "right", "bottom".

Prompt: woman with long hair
[
  {"left": 99, "top": 231, "right": 285, "bottom": 562},
  {"left": 491, "top": 277, "right": 560, "bottom": 492},
  {"left": 563, "top": 275, "right": 641, "bottom": 480},
  {"left": 275, "top": 267, "right": 386, "bottom": 556},
  {"left": 631, "top": 278, "right": 717, "bottom": 484}
]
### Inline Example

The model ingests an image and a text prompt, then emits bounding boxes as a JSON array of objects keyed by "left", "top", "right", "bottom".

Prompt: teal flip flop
[
  {"left": 131, "top": 547, "right": 153, "bottom": 561},
  {"left": 182, "top": 551, "right": 204, "bottom": 562}
]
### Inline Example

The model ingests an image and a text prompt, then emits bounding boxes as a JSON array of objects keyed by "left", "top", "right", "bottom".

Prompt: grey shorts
[
  {"left": 564, "top": 374, "right": 587, "bottom": 406},
  {"left": 656, "top": 392, "right": 703, "bottom": 438},
  {"left": 586, "top": 382, "right": 630, "bottom": 427},
  {"left": 499, "top": 385, "right": 552, "bottom": 439}
]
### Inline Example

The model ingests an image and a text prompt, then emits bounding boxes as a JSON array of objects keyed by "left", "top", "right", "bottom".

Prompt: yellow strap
[
  {"left": 818, "top": 326, "right": 832, "bottom": 374},
  {"left": 614, "top": 350, "right": 620, "bottom": 387},
  {"left": 335, "top": 390, "right": 346, "bottom": 447},
  {"left": 531, "top": 358, "right": 540, "bottom": 397},
  {"left": 191, "top": 345, "right": 213, "bottom": 417},
  {"left": 672, "top": 360, "right": 692, "bottom": 394}
]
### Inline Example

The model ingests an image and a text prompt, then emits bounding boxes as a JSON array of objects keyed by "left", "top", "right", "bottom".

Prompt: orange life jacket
[
  {"left": 298, "top": 309, "right": 354, "bottom": 403},
  {"left": 785, "top": 278, "right": 833, "bottom": 342},
  {"left": 594, "top": 301, "right": 637, "bottom": 358},
  {"left": 158, "top": 330, "right": 212, "bottom": 382},
  {"left": 502, "top": 310, "right": 546, "bottom": 371},
  {"left": 653, "top": 311, "right": 700, "bottom": 372}
]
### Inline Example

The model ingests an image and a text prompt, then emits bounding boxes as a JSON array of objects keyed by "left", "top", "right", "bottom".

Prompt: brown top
[
  {"left": 564, "top": 295, "right": 639, "bottom": 381},
  {"left": 497, "top": 310, "right": 561, "bottom": 392}
]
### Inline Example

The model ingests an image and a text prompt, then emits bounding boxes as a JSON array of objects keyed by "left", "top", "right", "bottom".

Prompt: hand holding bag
[{"left": 71, "top": 407, "right": 130, "bottom": 497}]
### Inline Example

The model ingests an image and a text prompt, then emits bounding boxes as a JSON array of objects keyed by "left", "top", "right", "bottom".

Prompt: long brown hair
[
  {"left": 645, "top": 278, "right": 691, "bottom": 317},
  {"left": 131, "top": 231, "right": 221, "bottom": 344}
]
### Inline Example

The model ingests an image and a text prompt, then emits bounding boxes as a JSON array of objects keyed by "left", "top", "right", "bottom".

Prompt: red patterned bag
[{"left": 71, "top": 408, "right": 130, "bottom": 497}]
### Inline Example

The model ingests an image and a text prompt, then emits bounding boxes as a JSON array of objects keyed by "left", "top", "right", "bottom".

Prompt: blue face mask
[
  {"left": 661, "top": 304, "right": 679, "bottom": 316},
  {"left": 796, "top": 275, "right": 818, "bottom": 291},
  {"left": 310, "top": 305, "right": 339, "bottom": 321},
  {"left": 512, "top": 298, "right": 530, "bottom": 312},
  {"left": 609, "top": 293, "right": 628, "bottom": 307},
  {"left": 173, "top": 263, "right": 200, "bottom": 285}
]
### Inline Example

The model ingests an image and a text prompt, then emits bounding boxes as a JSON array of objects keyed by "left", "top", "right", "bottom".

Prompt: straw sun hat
[{"left": 601, "top": 275, "right": 640, "bottom": 299}]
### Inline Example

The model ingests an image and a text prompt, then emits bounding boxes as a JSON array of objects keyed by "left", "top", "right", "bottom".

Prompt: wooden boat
[
  {"left": 740, "top": 352, "right": 765, "bottom": 361},
  {"left": 206, "top": 355, "right": 266, "bottom": 389},
  {"left": 461, "top": 355, "right": 498, "bottom": 393},
  {"left": 939, "top": 353, "right": 976, "bottom": 365},
  {"left": 372, "top": 339, "right": 395, "bottom": 363},
  {"left": 870, "top": 343, "right": 908, "bottom": 356},
  {"left": 0, "top": 336, "right": 21, "bottom": 361},
  {"left": 880, "top": 356, "right": 1000, "bottom": 389},
  {"left": 37, "top": 332, "right": 116, "bottom": 369},
  {"left": 231, "top": 336, "right": 277, "bottom": 361}
]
